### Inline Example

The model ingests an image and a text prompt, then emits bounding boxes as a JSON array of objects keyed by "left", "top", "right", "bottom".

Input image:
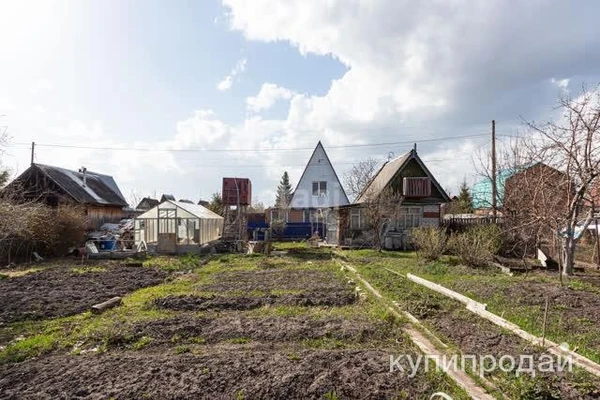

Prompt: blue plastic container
[{"left": 98, "top": 239, "right": 117, "bottom": 251}]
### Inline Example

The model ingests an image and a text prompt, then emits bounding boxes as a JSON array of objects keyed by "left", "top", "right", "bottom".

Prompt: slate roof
[
  {"left": 33, "top": 164, "right": 128, "bottom": 206},
  {"left": 355, "top": 151, "right": 412, "bottom": 203},
  {"left": 355, "top": 149, "right": 450, "bottom": 204},
  {"left": 136, "top": 197, "right": 159, "bottom": 210}
]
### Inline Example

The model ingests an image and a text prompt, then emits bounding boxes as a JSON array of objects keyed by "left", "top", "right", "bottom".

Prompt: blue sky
[{"left": 2, "top": 0, "right": 599, "bottom": 205}]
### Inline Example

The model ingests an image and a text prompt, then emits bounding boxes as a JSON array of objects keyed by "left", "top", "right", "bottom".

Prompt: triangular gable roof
[
  {"left": 13, "top": 164, "right": 128, "bottom": 206},
  {"left": 289, "top": 141, "right": 349, "bottom": 208},
  {"left": 355, "top": 149, "right": 450, "bottom": 203},
  {"left": 136, "top": 200, "right": 224, "bottom": 220}
]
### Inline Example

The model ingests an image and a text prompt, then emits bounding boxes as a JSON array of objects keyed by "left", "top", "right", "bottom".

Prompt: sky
[{"left": 1, "top": 0, "right": 599, "bottom": 206}]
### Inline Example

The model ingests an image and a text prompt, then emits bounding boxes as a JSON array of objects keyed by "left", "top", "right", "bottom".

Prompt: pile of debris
[{"left": 87, "top": 219, "right": 135, "bottom": 251}]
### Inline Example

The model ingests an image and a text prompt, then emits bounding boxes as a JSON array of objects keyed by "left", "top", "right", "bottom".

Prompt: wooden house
[
  {"left": 326, "top": 148, "right": 449, "bottom": 248},
  {"left": 4, "top": 163, "right": 129, "bottom": 228}
]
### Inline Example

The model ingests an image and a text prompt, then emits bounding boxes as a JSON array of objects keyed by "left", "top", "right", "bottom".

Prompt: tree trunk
[{"left": 562, "top": 237, "right": 575, "bottom": 276}]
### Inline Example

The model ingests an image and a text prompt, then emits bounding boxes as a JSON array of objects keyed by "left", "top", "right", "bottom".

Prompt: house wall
[
  {"left": 332, "top": 203, "right": 441, "bottom": 247},
  {"left": 289, "top": 144, "right": 349, "bottom": 209},
  {"left": 87, "top": 205, "right": 126, "bottom": 228}
]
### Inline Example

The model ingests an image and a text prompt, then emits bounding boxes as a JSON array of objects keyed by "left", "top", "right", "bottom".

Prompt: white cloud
[
  {"left": 551, "top": 78, "right": 570, "bottom": 91},
  {"left": 216, "top": 58, "right": 247, "bottom": 91},
  {"left": 217, "top": 76, "right": 233, "bottom": 91},
  {"left": 246, "top": 83, "right": 295, "bottom": 112},
  {"left": 30, "top": 79, "right": 53, "bottom": 95},
  {"left": 218, "top": 0, "right": 600, "bottom": 196}
]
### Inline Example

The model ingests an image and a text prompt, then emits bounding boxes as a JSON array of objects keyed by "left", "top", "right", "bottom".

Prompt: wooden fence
[{"left": 441, "top": 216, "right": 505, "bottom": 232}]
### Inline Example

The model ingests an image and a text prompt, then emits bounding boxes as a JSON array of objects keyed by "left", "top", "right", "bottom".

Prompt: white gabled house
[{"left": 267, "top": 141, "right": 349, "bottom": 224}]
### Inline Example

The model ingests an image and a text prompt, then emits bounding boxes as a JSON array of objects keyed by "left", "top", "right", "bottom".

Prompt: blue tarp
[{"left": 247, "top": 222, "right": 324, "bottom": 240}]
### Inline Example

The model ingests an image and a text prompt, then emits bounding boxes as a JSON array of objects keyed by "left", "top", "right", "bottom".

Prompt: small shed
[{"left": 134, "top": 200, "right": 223, "bottom": 253}]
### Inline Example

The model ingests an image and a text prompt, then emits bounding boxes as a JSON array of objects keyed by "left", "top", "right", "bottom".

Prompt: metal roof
[{"left": 34, "top": 164, "right": 128, "bottom": 206}]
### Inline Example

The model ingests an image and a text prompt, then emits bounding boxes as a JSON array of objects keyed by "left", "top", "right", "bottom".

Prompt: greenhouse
[{"left": 134, "top": 200, "right": 223, "bottom": 253}]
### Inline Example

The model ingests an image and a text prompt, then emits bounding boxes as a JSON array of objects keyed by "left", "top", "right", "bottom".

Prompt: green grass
[
  {"left": 132, "top": 336, "right": 152, "bottom": 350},
  {"left": 340, "top": 249, "right": 600, "bottom": 395},
  {"left": 227, "top": 337, "right": 252, "bottom": 345}
]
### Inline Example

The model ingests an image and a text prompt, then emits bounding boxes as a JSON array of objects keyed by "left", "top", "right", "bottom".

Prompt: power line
[{"left": 10, "top": 133, "right": 502, "bottom": 153}]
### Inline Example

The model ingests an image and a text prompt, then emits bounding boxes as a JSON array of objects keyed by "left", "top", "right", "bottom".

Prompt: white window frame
[
  {"left": 396, "top": 206, "right": 422, "bottom": 229},
  {"left": 312, "top": 181, "right": 327, "bottom": 196}
]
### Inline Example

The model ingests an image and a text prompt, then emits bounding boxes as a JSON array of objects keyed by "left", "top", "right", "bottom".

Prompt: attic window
[{"left": 312, "top": 181, "right": 327, "bottom": 196}]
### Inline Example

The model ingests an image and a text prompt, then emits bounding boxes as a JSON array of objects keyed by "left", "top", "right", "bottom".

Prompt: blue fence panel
[{"left": 246, "top": 222, "right": 325, "bottom": 241}]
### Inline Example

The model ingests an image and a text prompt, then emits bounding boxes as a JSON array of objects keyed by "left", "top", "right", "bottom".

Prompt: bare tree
[
  {"left": 0, "top": 121, "right": 10, "bottom": 187},
  {"left": 521, "top": 86, "right": 600, "bottom": 275},
  {"left": 359, "top": 187, "right": 404, "bottom": 251},
  {"left": 343, "top": 158, "right": 380, "bottom": 202},
  {"left": 248, "top": 200, "right": 265, "bottom": 213},
  {"left": 127, "top": 190, "right": 143, "bottom": 209},
  {"left": 475, "top": 87, "right": 600, "bottom": 276}
]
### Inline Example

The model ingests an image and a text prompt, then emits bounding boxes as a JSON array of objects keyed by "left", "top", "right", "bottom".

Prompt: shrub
[
  {"left": 448, "top": 224, "right": 502, "bottom": 267},
  {"left": 0, "top": 200, "right": 87, "bottom": 263},
  {"left": 411, "top": 227, "right": 447, "bottom": 261}
]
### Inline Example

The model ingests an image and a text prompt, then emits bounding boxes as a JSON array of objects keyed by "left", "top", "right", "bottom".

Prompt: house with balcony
[{"left": 326, "top": 148, "right": 449, "bottom": 248}]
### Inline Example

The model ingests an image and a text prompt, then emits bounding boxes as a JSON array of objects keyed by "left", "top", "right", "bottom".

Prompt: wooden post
[
  {"left": 30, "top": 141, "right": 35, "bottom": 164},
  {"left": 491, "top": 120, "right": 497, "bottom": 220}
]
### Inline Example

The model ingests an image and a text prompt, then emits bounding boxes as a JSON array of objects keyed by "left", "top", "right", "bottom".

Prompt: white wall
[{"left": 290, "top": 143, "right": 349, "bottom": 208}]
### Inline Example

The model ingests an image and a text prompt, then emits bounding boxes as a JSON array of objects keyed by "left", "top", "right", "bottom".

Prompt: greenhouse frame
[{"left": 134, "top": 200, "right": 223, "bottom": 253}]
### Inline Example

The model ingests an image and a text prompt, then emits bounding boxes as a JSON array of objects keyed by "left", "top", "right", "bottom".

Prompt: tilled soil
[
  {"left": 0, "top": 264, "right": 166, "bottom": 325},
  {"left": 156, "top": 290, "right": 357, "bottom": 311},
  {"left": 420, "top": 306, "right": 600, "bottom": 399},
  {"left": 201, "top": 269, "right": 351, "bottom": 292},
  {"left": 125, "top": 314, "right": 392, "bottom": 346},
  {"left": 0, "top": 349, "right": 439, "bottom": 400},
  {"left": 447, "top": 279, "right": 600, "bottom": 352}
]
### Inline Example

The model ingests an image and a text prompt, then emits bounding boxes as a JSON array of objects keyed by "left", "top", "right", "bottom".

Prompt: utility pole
[
  {"left": 30, "top": 141, "right": 35, "bottom": 165},
  {"left": 491, "top": 120, "right": 497, "bottom": 220}
]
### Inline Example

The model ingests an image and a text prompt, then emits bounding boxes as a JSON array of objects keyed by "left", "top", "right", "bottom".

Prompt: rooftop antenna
[{"left": 387, "top": 151, "right": 395, "bottom": 161}]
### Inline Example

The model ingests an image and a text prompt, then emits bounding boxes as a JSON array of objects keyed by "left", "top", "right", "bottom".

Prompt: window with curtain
[{"left": 312, "top": 181, "right": 327, "bottom": 196}]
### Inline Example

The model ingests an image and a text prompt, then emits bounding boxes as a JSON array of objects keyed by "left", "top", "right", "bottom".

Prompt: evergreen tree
[
  {"left": 456, "top": 179, "right": 473, "bottom": 213},
  {"left": 207, "top": 192, "right": 224, "bottom": 216},
  {"left": 275, "top": 171, "right": 293, "bottom": 207}
]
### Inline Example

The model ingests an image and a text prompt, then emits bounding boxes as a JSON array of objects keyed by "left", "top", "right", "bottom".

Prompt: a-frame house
[{"left": 268, "top": 141, "right": 349, "bottom": 224}]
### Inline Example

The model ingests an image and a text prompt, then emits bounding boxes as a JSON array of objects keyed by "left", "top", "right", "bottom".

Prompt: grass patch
[
  {"left": 132, "top": 336, "right": 152, "bottom": 350},
  {"left": 227, "top": 337, "right": 251, "bottom": 345},
  {"left": 0, "top": 333, "right": 57, "bottom": 363}
]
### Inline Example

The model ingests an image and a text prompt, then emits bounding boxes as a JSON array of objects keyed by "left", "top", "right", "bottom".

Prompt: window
[
  {"left": 303, "top": 209, "right": 310, "bottom": 222},
  {"left": 312, "top": 181, "right": 327, "bottom": 196},
  {"left": 350, "top": 208, "right": 361, "bottom": 230},
  {"left": 396, "top": 207, "right": 421, "bottom": 229}
]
